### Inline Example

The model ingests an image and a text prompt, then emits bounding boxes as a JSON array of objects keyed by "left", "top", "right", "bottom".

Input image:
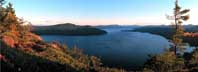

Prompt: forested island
[{"left": 32, "top": 23, "right": 107, "bottom": 36}]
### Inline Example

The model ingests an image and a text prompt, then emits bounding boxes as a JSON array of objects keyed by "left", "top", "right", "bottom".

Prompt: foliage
[
  {"left": 187, "top": 48, "right": 198, "bottom": 71},
  {"left": 0, "top": 1, "right": 31, "bottom": 35},
  {"left": 1, "top": 0, "right": 197, "bottom": 72},
  {"left": 189, "top": 49, "right": 198, "bottom": 65},
  {"left": 143, "top": 1, "right": 196, "bottom": 72},
  {"left": 143, "top": 51, "right": 185, "bottom": 72},
  {"left": 144, "top": 48, "right": 198, "bottom": 72},
  {"left": 1, "top": 37, "right": 125, "bottom": 72},
  {"left": 0, "top": 40, "right": 78, "bottom": 72},
  {"left": 167, "top": 0, "right": 190, "bottom": 55}
]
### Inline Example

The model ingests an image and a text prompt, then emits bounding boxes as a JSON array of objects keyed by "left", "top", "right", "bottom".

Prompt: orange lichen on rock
[
  {"left": 1, "top": 35, "right": 16, "bottom": 48},
  {"left": 24, "top": 32, "right": 42, "bottom": 41}
]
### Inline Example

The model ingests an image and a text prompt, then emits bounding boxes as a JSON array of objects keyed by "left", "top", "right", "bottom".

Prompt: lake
[{"left": 41, "top": 27, "right": 170, "bottom": 68}]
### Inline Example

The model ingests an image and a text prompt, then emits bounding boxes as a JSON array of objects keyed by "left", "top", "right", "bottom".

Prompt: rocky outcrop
[
  {"left": 1, "top": 31, "right": 44, "bottom": 52},
  {"left": 24, "top": 32, "right": 42, "bottom": 41},
  {"left": 1, "top": 35, "right": 16, "bottom": 48},
  {"left": 0, "top": 30, "right": 65, "bottom": 53}
]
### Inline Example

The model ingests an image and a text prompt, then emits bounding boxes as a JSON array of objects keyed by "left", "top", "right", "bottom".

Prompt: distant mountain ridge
[
  {"left": 32, "top": 23, "right": 107, "bottom": 35},
  {"left": 95, "top": 25, "right": 139, "bottom": 29}
]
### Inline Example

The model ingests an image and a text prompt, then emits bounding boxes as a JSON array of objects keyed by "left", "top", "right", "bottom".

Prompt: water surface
[{"left": 41, "top": 27, "right": 170, "bottom": 68}]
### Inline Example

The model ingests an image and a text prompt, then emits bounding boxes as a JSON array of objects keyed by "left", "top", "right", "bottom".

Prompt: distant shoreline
[
  {"left": 123, "top": 25, "right": 198, "bottom": 46},
  {"left": 32, "top": 23, "right": 107, "bottom": 36}
]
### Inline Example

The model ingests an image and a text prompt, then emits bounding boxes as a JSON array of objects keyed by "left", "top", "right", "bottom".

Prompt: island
[{"left": 32, "top": 23, "right": 107, "bottom": 36}]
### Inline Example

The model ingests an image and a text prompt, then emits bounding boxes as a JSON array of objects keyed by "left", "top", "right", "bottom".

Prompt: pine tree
[
  {"left": 0, "top": 2, "right": 18, "bottom": 32},
  {"left": 0, "top": 0, "right": 6, "bottom": 32},
  {"left": 167, "top": 0, "right": 190, "bottom": 55},
  {"left": 0, "top": 1, "right": 31, "bottom": 34}
]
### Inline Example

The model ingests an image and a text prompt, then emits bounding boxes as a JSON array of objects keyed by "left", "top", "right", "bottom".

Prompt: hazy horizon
[
  {"left": 33, "top": 23, "right": 198, "bottom": 26},
  {"left": 7, "top": 0, "right": 198, "bottom": 25}
]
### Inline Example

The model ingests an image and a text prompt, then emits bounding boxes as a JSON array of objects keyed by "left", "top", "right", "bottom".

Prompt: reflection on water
[{"left": 41, "top": 28, "right": 170, "bottom": 68}]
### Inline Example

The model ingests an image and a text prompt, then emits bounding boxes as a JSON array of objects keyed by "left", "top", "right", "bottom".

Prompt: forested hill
[
  {"left": 32, "top": 23, "right": 107, "bottom": 36},
  {"left": 125, "top": 25, "right": 198, "bottom": 46},
  {"left": 185, "top": 25, "right": 198, "bottom": 32}
]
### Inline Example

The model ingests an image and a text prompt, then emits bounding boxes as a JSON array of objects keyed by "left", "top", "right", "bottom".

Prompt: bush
[{"left": 143, "top": 51, "right": 185, "bottom": 72}]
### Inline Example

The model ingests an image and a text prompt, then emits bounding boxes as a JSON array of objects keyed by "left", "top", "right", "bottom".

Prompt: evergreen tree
[
  {"left": 167, "top": 0, "right": 190, "bottom": 55},
  {"left": 0, "top": 2, "right": 18, "bottom": 32},
  {"left": 0, "top": 1, "right": 31, "bottom": 34}
]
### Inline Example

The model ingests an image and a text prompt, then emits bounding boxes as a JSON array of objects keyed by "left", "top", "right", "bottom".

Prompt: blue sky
[{"left": 7, "top": 0, "right": 198, "bottom": 25}]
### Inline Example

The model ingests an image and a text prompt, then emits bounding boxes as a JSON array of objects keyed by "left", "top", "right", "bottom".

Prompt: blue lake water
[{"left": 41, "top": 28, "right": 170, "bottom": 68}]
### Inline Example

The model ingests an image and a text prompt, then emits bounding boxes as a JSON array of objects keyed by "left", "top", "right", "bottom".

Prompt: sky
[{"left": 7, "top": 0, "right": 198, "bottom": 26}]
